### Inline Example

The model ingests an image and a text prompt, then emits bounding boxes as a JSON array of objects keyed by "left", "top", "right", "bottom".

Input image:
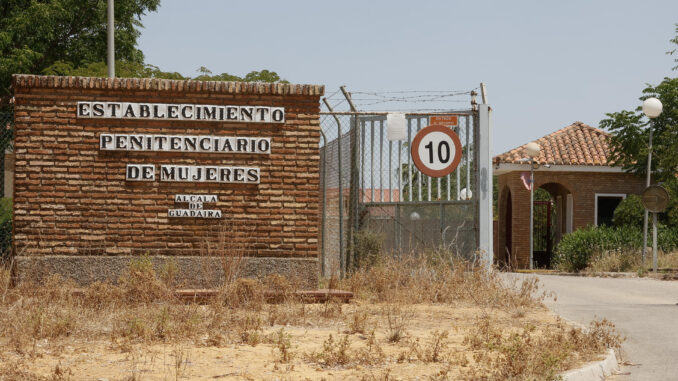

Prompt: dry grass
[
  {"left": 586, "top": 249, "right": 678, "bottom": 274},
  {"left": 0, "top": 250, "right": 621, "bottom": 380}
]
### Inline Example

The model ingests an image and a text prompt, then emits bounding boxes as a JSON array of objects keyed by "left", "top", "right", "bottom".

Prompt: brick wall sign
[{"left": 11, "top": 75, "right": 324, "bottom": 288}]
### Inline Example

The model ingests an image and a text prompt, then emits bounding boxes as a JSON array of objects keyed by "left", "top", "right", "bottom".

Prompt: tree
[
  {"left": 42, "top": 60, "right": 185, "bottom": 79},
  {"left": 612, "top": 194, "right": 645, "bottom": 228},
  {"left": 0, "top": 1, "right": 288, "bottom": 108},
  {"left": 41, "top": 63, "right": 287, "bottom": 83},
  {"left": 193, "top": 67, "right": 288, "bottom": 83},
  {"left": 0, "top": 0, "right": 160, "bottom": 99},
  {"left": 669, "top": 23, "right": 678, "bottom": 71},
  {"left": 601, "top": 77, "right": 678, "bottom": 182}
]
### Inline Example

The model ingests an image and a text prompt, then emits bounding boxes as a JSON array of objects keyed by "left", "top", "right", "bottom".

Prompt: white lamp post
[
  {"left": 641, "top": 97, "right": 662, "bottom": 269},
  {"left": 386, "top": 112, "right": 407, "bottom": 141},
  {"left": 525, "top": 142, "right": 541, "bottom": 270}
]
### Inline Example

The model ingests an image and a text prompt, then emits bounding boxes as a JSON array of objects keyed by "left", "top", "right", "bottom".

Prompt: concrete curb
[
  {"left": 514, "top": 270, "right": 678, "bottom": 280},
  {"left": 560, "top": 348, "right": 618, "bottom": 381}
]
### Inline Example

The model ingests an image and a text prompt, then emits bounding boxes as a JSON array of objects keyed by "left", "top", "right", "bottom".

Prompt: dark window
[{"left": 597, "top": 196, "right": 624, "bottom": 227}]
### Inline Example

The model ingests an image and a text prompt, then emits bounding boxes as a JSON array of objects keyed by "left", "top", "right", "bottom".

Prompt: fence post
[
  {"left": 477, "top": 104, "right": 493, "bottom": 268},
  {"left": 339, "top": 87, "right": 360, "bottom": 272},
  {"left": 348, "top": 115, "right": 361, "bottom": 268},
  {"left": 321, "top": 99, "right": 345, "bottom": 278},
  {"left": 318, "top": 129, "right": 328, "bottom": 277}
]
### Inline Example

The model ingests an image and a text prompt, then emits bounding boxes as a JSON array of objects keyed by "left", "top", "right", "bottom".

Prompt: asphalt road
[{"left": 508, "top": 274, "right": 678, "bottom": 381}]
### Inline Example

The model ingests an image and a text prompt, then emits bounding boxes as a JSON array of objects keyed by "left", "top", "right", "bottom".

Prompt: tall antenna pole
[{"left": 107, "top": 0, "right": 115, "bottom": 77}]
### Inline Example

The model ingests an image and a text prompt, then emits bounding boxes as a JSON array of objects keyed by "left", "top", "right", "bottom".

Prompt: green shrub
[
  {"left": 612, "top": 195, "right": 644, "bottom": 228},
  {"left": 553, "top": 224, "right": 678, "bottom": 272},
  {"left": 658, "top": 225, "right": 678, "bottom": 251},
  {"left": 553, "top": 225, "right": 641, "bottom": 272}
]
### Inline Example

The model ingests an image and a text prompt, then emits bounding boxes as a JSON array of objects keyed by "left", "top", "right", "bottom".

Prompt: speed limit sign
[{"left": 411, "top": 124, "right": 463, "bottom": 177}]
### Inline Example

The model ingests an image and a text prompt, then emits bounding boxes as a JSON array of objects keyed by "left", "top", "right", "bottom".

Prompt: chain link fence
[
  {"left": 319, "top": 113, "right": 351, "bottom": 277},
  {"left": 0, "top": 107, "right": 14, "bottom": 263}
]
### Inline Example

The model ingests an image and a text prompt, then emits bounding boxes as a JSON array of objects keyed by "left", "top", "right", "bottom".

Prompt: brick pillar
[{"left": 510, "top": 179, "right": 531, "bottom": 268}]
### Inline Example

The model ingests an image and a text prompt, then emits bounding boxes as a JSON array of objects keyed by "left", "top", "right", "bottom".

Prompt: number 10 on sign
[{"left": 411, "top": 125, "right": 463, "bottom": 178}]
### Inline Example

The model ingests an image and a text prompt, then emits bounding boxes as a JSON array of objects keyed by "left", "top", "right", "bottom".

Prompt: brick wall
[
  {"left": 11, "top": 75, "right": 324, "bottom": 286},
  {"left": 496, "top": 170, "right": 646, "bottom": 268}
]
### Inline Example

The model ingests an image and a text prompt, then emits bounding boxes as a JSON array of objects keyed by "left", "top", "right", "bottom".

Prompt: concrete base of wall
[{"left": 12, "top": 255, "right": 319, "bottom": 289}]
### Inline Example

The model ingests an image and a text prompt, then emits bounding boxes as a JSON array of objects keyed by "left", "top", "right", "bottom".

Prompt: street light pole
[
  {"left": 524, "top": 141, "right": 540, "bottom": 270},
  {"left": 107, "top": 0, "right": 115, "bottom": 78},
  {"left": 641, "top": 97, "right": 663, "bottom": 268},
  {"left": 642, "top": 125, "right": 652, "bottom": 265}
]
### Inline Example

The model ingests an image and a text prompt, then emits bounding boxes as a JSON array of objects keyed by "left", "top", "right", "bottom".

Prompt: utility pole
[{"left": 107, "top": 0, "right": 115, "bottom": 78}]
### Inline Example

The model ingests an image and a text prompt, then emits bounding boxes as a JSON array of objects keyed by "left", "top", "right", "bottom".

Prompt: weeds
[
  {"left": 234, "top": 312, "right": 263, "bottom": 346},
  {"left": 0, "top": 251, "right": 621, "bottom": 379},
  {"left": 461, "top": 316, "right": 623, "bottom": 380},
  {"left": 310, "top": 333, "right": 352, "bottom": 367},
  {"left": 172, "top": 345, "right": 190, "bottom": 380},
  {"left": 346, "top": 309, "right": 369, "bottom": 334},
  {"left": 120, "top": 254, "right": 173, "bottom": 303},
  {"left": 383, "top": 304, "right": 411, "bottom": 343},
  {"left": 586, "top": 249, "right": 678, "bottom": 274},
  {"left": 424, "top": 330, "right": 449, "bottom": 363},
  {"left": 354, "top": 330, "right": 386, "bottom": 365},
  {"left": 342, "top": 250, "right": 545, "bottom": 311},
  {"left": 274, "top": 328, "right": 294, "bottom": 363}
]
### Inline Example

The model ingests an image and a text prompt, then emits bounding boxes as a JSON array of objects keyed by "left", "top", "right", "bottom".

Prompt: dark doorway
[{"left": 533, "top": 200, "right": 554, "bottom": 269}]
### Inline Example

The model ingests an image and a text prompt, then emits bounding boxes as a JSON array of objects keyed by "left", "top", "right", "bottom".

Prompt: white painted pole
[
  {"left": 107, "top": 0, "right": 115, "bottom": 78},
  {"left": 478, "top": 104, "right": 493, "bottom": 269},
  {"left": 653, "top": 212, "right": 658, "bottom": 273},
  {"left": 642, "top": 124, "right": 652, "bottom": 264}
]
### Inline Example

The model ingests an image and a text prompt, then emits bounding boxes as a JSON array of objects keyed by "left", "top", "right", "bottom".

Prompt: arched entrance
[{"left": 532, "top": 182, "right": 572, "bottom": 269}]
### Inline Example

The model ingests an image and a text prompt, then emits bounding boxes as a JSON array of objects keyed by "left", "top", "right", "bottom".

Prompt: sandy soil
[{"left": 1, "top": 304, "right": 561, "bottom": 380}]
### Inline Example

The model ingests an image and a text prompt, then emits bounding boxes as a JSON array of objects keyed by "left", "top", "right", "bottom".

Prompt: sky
[{"left": 137, "top": 0, "right": 678, "bottom": 155}]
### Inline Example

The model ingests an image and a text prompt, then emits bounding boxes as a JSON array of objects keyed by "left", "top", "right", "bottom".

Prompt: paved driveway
[{"left": 507, "top": 274, "right": 678, "bottom": 381}]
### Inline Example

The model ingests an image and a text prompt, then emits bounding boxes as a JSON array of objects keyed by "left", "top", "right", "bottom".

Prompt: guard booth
[{"left": 494, "top": 122, "right": 647, "bottom": 269}]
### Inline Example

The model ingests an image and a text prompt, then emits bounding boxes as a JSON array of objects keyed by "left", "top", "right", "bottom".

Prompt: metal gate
[
  {"left": 356, "top": 113, "right": 477, "bottom": 255},
  {"left": 319, "top": 97, "right": 493, "bottom": 277}
]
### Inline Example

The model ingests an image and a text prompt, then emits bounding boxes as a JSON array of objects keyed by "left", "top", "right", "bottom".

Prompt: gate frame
[
  {"left": 319, "top": 106, "right": 493, "bottom": 273},
  {"left": 477, "top": 104, "right": 493, "bottom": 267}
]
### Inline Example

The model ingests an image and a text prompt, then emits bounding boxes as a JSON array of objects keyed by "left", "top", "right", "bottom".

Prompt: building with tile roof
[{"left": 494, "top": 122, "right": 646, "bottom": 269}]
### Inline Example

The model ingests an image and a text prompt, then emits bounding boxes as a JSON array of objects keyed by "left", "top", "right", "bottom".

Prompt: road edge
[
  {"left": 560, "top": 348, "right": 618, "bottom": 381},
  {"left": 535, "top": 278, "right": 620, "bottom": 381}
]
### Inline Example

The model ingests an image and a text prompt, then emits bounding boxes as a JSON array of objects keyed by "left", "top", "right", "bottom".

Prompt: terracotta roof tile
[{"left": 493, "top": 122, "right": 611, "bottom": 166}]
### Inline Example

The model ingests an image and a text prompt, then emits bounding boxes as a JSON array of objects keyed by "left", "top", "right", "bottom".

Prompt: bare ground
[{"left": 0, "top": 254, "right": 622, "bottom": 380}]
